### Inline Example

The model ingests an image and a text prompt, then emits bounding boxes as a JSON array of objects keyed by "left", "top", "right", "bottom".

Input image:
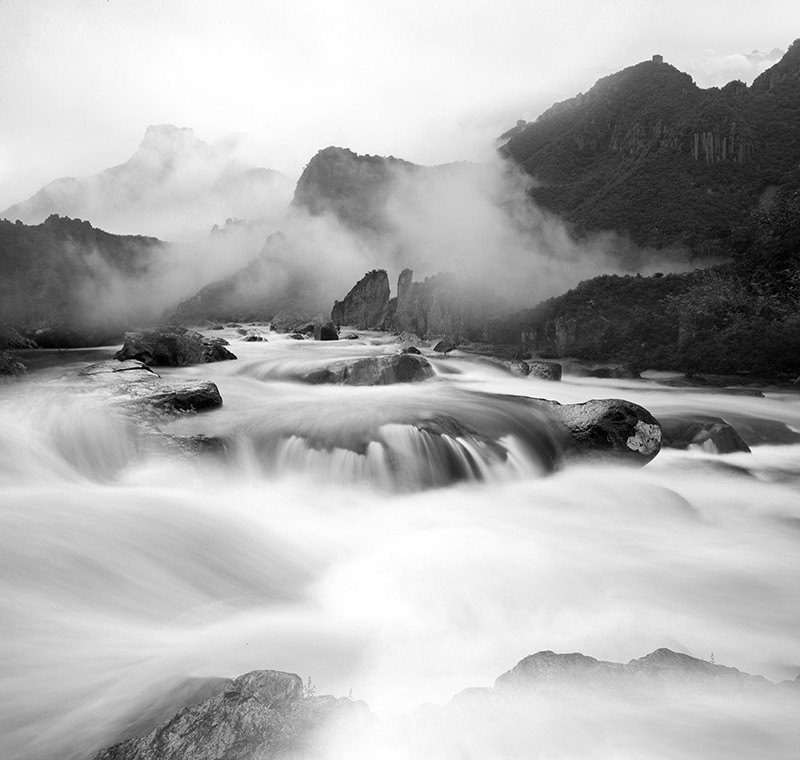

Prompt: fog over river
[{"left": 1, "top": 329, "right": 799, "bottom": 759}]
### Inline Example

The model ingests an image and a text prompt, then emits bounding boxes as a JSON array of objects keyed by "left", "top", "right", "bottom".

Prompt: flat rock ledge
[{"left": 78, "top": 360, "right": 223, "bottom": 414}]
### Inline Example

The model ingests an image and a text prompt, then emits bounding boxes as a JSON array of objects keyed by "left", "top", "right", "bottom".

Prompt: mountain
[
  {"left": 0, "top": 215, "right": 165, "bottom": 345},
  {"left": 499, "top": 40, "right": 800, "bottom": 257},
  {"left": 1, "top": 125, "right": 294, "bottom": 242}
]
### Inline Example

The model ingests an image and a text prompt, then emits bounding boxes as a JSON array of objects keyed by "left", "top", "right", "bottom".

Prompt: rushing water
[{"left": 1, "top": 329, "right": 799, "bottom": 759}]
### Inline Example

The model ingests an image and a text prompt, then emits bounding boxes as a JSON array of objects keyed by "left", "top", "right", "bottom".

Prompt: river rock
[
  {"left": 401, "top": 346, "right": 422, "bottom": 355},
  {"left": 528, "top": 361, "right": 562, "bottom": 381},
  {"left": 115, "top": 327, "right": 237, "bottom": 366},
  {"left": 433, "top": 338, "right": 458, "bottom": 354},
  {"left": 546, "top": 398, "right": 662, "bottom": 465},
  {"left": 299, "top": 353, "right": 434, "bottom": 386},
  {"left": 91, "top": 670, "right": 372, "bottom": 760},
  {"left": 78, "top": 360, "right": 223, "bottom": 414},
  {"left": 659, "top": 415, "right": 751, "bottom": 453},
  {"left": 316, "top": 321, "right": 339, "bottom": 341}
]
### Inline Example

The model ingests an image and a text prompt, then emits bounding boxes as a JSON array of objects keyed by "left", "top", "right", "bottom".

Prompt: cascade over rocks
[
  {"left": 330, "top": 269, "right": 390, "bottom": 329},
  {"left": 115, "top": 327, "right": 237, "bottom": 366}
]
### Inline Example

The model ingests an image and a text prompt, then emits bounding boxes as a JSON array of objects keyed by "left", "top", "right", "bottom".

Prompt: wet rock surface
[
  {"left": 115, "top": 327, "right": 237, "bottom": 366},
  {"left": 298, "top": 353, "right": 434, "bottom": 386},
  {"left": 78, "top": 360, "right": 223, "bottom": 414},
  {"left": 541, "top": 398, "right": 662, "bottom": 465}
]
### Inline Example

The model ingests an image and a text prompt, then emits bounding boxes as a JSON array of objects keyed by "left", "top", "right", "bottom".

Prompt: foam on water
[{"left": 1, "top": 332, "right": 798, "bottom": 759}]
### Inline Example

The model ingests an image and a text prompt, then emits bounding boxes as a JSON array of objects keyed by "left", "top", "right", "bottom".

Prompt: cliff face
[
  {"left": 500, "top": 41, "right": 800, "bottom": 255},
  {"left": 388, "top": 269, "right": 505, "bottom": 340},
  {"left": 330, "top": 269, "right": 390, "bottom": 329}
]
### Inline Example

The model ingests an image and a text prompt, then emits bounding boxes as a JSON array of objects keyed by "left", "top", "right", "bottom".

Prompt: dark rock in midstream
[
  {"left": 91, "top": 670, "right": 373, "bottom": 760},
  {"left": 115, "top": 327, "right": 237, "bottom": 366},
  {"left": 299, "top": 353, "right": 434, "bottom": 386},
  {"left": 542, "top": 398, "right": 662, "bottom": 465},
  {"left": 433, "top": 338, "right": 458, "bottom": 354},
  {"left": 528, "top": 361, "right": 562, "bottom": 381},
  {"left": 78, "top": 360, "right": 223, "bottom": 414},
  {"left": 401, "top": 346, "right": 422, "bottom": 355},
  {"left": 658, "top": 415, "right": 751, "bottom": 454},
  {"left": 317, "top": 322, "right": 339, "bottom": 341}
]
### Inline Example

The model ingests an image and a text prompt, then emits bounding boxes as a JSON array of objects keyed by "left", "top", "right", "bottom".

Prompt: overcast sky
[{"left": 1, "top": 0, "right": 798, "bottom": 208}]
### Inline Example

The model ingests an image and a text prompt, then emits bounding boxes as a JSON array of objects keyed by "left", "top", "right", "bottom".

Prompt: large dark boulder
[
  {"left": 300, "top": 353, "right": 434, "bottom": 386},
  {"left": 546, "top": 398, "right": 662, "bottom": 465},
  {"left": 91, "top": 670, "right": 372, "bottom": 760},
  {"left": 331, "top": 269, "right": 390, "bottom": 329},
  {"left": 115, "top": 327, "right": 236, "bottom": 366}
]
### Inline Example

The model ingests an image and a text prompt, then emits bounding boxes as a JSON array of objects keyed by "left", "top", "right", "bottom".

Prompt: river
[{"left": 1, "top": 328, "right": 799, "bottom": 759}]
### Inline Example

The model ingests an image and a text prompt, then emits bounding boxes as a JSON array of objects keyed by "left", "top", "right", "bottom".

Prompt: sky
[{"left": 0, "top": 0, "right": 799, "bottom": 209}]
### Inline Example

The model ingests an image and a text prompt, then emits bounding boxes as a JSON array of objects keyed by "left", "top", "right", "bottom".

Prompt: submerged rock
[
  {"left": 299, "top": 353, "right": 434, "bottom": 386},
  {"left": 92, "top": 670, "right": 372, "bottom": 760},
  {"left": 115, "top": 327, "right": 237, "bottom": 366},
  {"left": 659, "top": 415, "right": 751, "bottom": 453}
]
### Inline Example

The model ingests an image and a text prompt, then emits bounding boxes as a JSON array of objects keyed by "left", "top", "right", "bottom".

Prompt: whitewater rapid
[{"left": 1, "top": 329, "right": 799, "bottom": 759}]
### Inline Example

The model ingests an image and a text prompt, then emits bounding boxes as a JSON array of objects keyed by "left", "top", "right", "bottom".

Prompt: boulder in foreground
[
  {"left": 115, "top": 327, "right": 237, "bottom": 366},
  {"left": 92, "top": 670, "right": 372, "bottom": 760}
]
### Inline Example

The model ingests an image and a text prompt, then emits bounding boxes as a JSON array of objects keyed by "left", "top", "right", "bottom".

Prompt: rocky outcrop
[
  {"left": 494, "top": 647, "right": 775, "bottom": 695},
  {"left": 389, "top": 269, "right": 504, "bottom": 340},
  {"left": 297, "top": 353, "right": 434, "bottom": 386},
  {"left": 92, "top": 670, "right": 372, "bottom": 760},
  {"left": 115, "top": 327, "right": 236, "bottom": 366},
  {"left": 331, "top": 269, "right": 390, "bottom": 329}
]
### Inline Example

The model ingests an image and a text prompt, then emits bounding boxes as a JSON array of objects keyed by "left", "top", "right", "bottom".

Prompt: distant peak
[{"left": 139, "top": 124, "right": 201, "bottom": 151}]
